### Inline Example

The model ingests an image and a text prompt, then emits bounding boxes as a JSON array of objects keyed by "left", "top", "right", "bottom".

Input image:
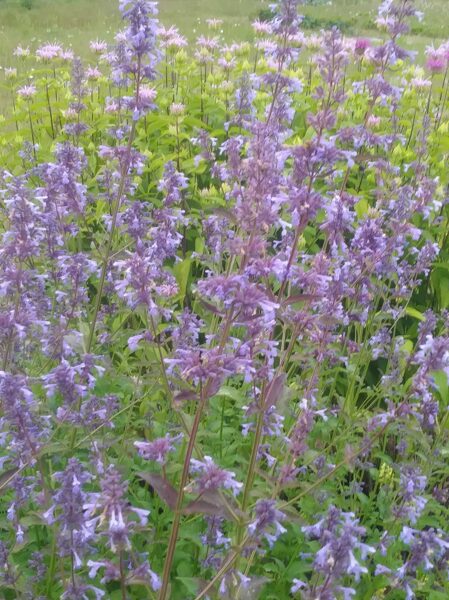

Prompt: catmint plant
[{"left": 1, "top": 0, "right": 449, "bottom": 598}]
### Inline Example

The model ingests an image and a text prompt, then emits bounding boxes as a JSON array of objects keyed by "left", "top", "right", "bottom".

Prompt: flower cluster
[{"left": 1, "top": 0, "right": 449, "bottom": 598}]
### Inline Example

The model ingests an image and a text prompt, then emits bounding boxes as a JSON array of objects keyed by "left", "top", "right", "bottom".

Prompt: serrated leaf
[
  {"left": 183, "top": 489, "right": 241, "bottom": 521},
  {"left": 138, "top": 472, "right": 177, "bottom": 509}
]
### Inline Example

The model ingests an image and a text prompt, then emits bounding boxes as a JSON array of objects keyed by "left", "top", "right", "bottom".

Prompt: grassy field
[
  {"left": 299, "top": 0, "right": 449, "bottom": 54},
  {"left": 0, "top": 0, "right": 265, "bottom": 64},
  {"left": 0, "top": 0, "right": 447, "bottom": 65}
]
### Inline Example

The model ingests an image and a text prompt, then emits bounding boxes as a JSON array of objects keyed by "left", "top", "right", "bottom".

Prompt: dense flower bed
[{"left": 2, "top": 0, "right": 449, "bottom": 598}]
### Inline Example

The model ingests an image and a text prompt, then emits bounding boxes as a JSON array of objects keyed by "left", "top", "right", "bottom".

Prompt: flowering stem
[
  {"left": 193, "top": 535, "right": 250, "bottom": 600},
  {"left": 85, "top": 55, "right": 142, "bottom": 354},
  {"left": 200, "top": 64, "right": 204, "bottom": 121},
  {"left": 158, "top": 388, "right": 208, "bottom": 600},
  {"left": 436, "top": 70, "right": 449, "bottom": 130},
  {"left": 46, "top": 533, "right": 58, "bottom": 597},
  {"left": 435, "top": 64, "right": 449, "bottom": 128},
  {"left": 120, "top": 550, "right": 127, "bottom": 600},
  {"left": 10, "top": 89, "right": 18, "bottom": 131},
  {"left": 67, "top": 120, "right": 137, "bottom": 450},
  {"left": 1, "top": 283, "right": 33, "bottom": 372},
  {"left": 280, "top": 419, "right": 393, "bottom": 510},
  {"left": 85, "top": 122, "right": 137, "bottom": 355},
  {"left": 266, "top": 27, "right": 289, "bottom": 126},
  {"left": 159, "top": 308, "right": 235, "bottom": 598},
  {"left": 406, "top": 106, "right": 417, "bottom": 150},
  {"left": 239, "top": 397, "right": 264, "bottom": 517},
  {"left": 27, "top": 104, "right": 37, "bottom": 160},
  {"left": 219, "top": 397, "right": 226, "bottom": 459},
  {"left": 45, "top": 75, "right": 55, "bottom": 138},
  {"left": 70, "top": 531, "right": 75, "bottom": 586}
]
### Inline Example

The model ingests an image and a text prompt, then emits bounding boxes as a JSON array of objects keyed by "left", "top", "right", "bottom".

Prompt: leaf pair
[{"left": 138, "top": 472, "right": 241, "bottom": 521}]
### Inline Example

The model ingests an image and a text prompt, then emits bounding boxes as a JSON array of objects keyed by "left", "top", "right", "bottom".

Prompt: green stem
[
  {"left": 46, "top": 533, "right": 58, "bottom": 597},
  {"left": 193, "top": 536, "right": 249, "bottom": 600}
]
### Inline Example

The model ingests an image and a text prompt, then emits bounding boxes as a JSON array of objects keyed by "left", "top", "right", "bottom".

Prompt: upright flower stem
[
  {"left": 86, "top": 61, "right": 141, "bottom": 354},
  {"left": 237, "top": 403, "right": 265, "bottom": 544},
  {"left": 87, "top": 122, "right": 136, "bottom": 352},
  {"left": 158, "top": 312, "right": 235, "bottom": 599},
  {"left": 193, "top": 536, "right": 250, "bottom": 600},
  {"left": 67, "top": 60, "right": 143, "bottom": 454},
  {"left": 27, "top": 104, "right": 37, "bottom": 160},
  {"left": 120, "top": 550, "right": 127, "bottom": 600},
  {"left": 157, "top": 388, "right": 208, "bottom": 600},
  {"left": 45, "top": 75, "right": 55, "bottom": 138}
]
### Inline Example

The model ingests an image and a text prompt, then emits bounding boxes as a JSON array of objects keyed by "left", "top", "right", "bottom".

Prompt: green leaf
[
  {"left": 355, "top": 197, "right": 369, "bottom": 218},
  {"left": 173, "top": 257, "right": 192, "bottom": 301},
  {"left": 432, "top": 267, "right": 449, "bottom": 309},
  {"left": 405, "top": 306, "right": 425, "bottom": 321},
  {"left": 433, "top": 370, "right": 449, "bottom": 403},
  {"left": 216, "top": 385, "right": 244, "bottom": 403},
  {"left": 177, "top": 577, "right": 204, "bottom": 595}
]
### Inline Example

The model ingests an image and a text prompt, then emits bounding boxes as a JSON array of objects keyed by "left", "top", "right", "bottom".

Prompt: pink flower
[
  {"left": 4, "top": 68, "right": 17, "bottom": 80},
  {"left": 206, "top": 18, "right": 223, "bottom": 29},
  {"left": 426, "top": 56, "right": 445, "bottom": 73},
  {"left": 158, "top": 25, "right": 187, "bottom": 49},
  {"left": 425, "top": 46, "right": 446, "bottom": 73},
  {"left": 366, "top": 115, "right": 381, "bottom": 129},
  {"left": 89, "top": 39, "right": 108, "bottom": 54},
  {"left": 355, "top": 38, "right": 371, "bottom": 56},
  {"left": 59, "top": 49, "right": 74, "bottom": 62},
  {"left": 411, "top": 77, "right": 432, "bottom": 91},
  {"left": 17, "top": 84, "right": 37, "bottom": 99},
  {"left": 36, "top": 43, "right": 62, "bottom": 61},
  {"left": 86, "top": 66, "right": 102, "bottom": 81},
  {"left": 252, "top": 20, "right": 273, "bottom": 35},
  {"left": 13, "top": 45, "right": 30, "bottom": 58}
]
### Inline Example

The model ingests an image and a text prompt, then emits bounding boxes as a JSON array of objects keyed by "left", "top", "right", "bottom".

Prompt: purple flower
[
  {"left": 166, "top": 345, "right": 253, "bottom": 389},
  {"left": 61, "top": 581, "right": 105, "bottom": 600},
  {"left": 197, "top": 274, "right": 279, "bottom": 328},
  {"left": 300, "top": 506, "right": 374, "bottom": 597},
  {"left": 376, "top": 526, "right": 449, "bottom": 598},
  {"left": 189, "top": 456, "right": 242, "bottom": 496},
  {"left": 201, "top": 516, "right": 231, "bottom": 569},
  {"left": 158, "top": 161, "right": 188, "bottom": 206},
  {"left": 84, "top": 466, "right": 150, "bottom": 554},
  {"left": 43, "top": 459, "right": 92, "bottom": 570},
  {"left": 248, "top": 499, "right": 286, "bottom": 548},
  {"left": 393, "top": 466, "right": 428, "bottom": 524},
  {"left": 134, "top": 433, "right": 182, "bottom": 465},
  {"left": 0, "top": 372, "right": 48, "bottom": 464},
  {"left": 109, "top": 0, "right": 160, "bottom": 87}
]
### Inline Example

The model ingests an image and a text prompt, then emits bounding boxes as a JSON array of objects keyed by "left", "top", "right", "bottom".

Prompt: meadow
[
  {"left": 2, "top": 0, "right": 449, "bottom": 599},
  {"left": 0, "top": 0, "right": 449, "bottom": 64}
]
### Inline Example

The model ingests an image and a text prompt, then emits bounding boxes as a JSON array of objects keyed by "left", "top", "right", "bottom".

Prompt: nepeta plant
[{"left": 1, "top": 0, "right": 449, "bottom": 598}]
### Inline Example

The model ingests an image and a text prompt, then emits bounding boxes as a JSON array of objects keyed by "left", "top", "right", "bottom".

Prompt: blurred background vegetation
[{"left": 0, "top": 0, "right": 447, "bottom": 64}]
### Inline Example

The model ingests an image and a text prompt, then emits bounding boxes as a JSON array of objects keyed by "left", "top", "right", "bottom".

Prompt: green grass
[
  {"left": 0, "top": 0, "right": 447, "bottom": 66},
  {"left": 0, "top": 0, "right": 265, "bottom": 65},
  {"left": 300, "top": 0, "right": 449, "bottom": 54}
]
